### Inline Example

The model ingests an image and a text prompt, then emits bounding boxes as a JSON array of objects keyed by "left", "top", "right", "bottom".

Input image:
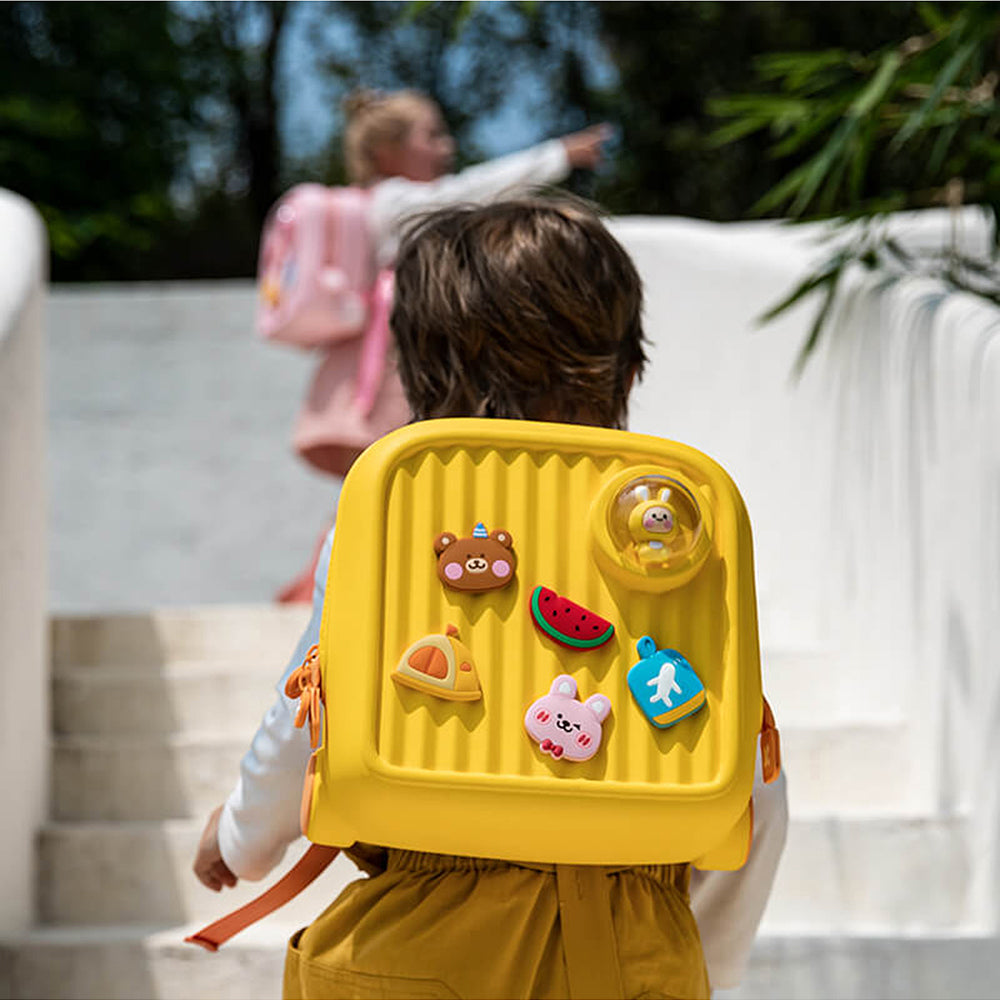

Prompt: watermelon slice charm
[{"left": 529, "top": 586, "right": 615, "bottom": 650}]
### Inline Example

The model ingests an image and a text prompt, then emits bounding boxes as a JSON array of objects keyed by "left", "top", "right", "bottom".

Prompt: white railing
[
  {"left": 621, "top": 210, "right": 1000, "bottom": 930},
  {"left": 822, "top": 274, "right": 1000, "bottom": 930},
  {"left": 0, "top": 189, "right": 48, "bottom": 935}
]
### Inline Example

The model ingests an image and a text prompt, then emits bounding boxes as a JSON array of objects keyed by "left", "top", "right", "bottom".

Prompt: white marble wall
[
  {"left": 619, "top": 211, "right": 1000, "bottom": 929},
  {"left": 0, "top": 190, "right": 48, "bottom": 934}
]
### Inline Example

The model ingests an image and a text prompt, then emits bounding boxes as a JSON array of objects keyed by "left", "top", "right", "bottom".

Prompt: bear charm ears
[{"left": 434, "top": 522, "right": 516, "bottom": 593}]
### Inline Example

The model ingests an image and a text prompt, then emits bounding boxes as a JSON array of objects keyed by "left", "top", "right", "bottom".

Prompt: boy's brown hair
[{"left": 391, "top": 198, "right": 647, "bottom": 430}]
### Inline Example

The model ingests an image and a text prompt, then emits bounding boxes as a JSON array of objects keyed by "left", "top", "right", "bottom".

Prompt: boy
[{"left": 195, "top": 199, "right": 787, "bottom": 998}]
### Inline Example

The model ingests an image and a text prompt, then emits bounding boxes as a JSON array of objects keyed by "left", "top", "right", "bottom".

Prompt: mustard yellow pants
[{"left": 283, "top": 848, "right": 710, "bottom": 1000}]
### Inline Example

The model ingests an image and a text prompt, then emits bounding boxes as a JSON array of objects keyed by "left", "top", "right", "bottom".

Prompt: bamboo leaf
[
  {"left": 848, "top": 50, "right": 903, "bottom": 119},
  {"left": 789, "top": 116, "right": 856, "bottom": 215},
  {"left": 847, "top": 122, "right": 874, "bottom": 202},
  {"left": 755, "top": 50, "right": 855, "bottom": 87},
  {"left": 928, "top": 120, "right": 960, "bottom": 174},
  {"left": 777, "top": 52, "right": 903, "bottom": 216},
  {"left": 706, "top": 116, "right": 772, "bottom": 148},
  {"left": 756, "top": 254, "right": 849, "bottom": 323},
  {"left": 882, "top": 237, "right": 915, "bottom": 267},
  {"left": 749, "top": 159, "right": 816, "bottom": 216},
  {"left": 891, "top": 38, "right": 979, "bottom": 150},
  {"left": 793, "top": 269, "right": 843, "bottom": 377},
  {"left": 916, "top": 2, "right": 949, "bottom": 33},
  {"left": 818, "top": 143, "right": 851, "bottom": 214},
  {"left": 708, "top": 94, "right": 814, "bottom": 116},
  {"left": 770, "top": 104, "right": 845, "bottom": 157}
]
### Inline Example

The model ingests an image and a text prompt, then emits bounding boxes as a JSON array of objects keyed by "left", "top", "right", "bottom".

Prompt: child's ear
[
  {"left": 434, "top": 532, "right": 457, "bottom": 556},
  {"left": 490, "top": 529, "right": 514, "bottom": 550}
]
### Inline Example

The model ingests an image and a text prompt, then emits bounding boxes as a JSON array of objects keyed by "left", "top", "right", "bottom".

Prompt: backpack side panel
[
  {"left": 257, "top": 185, "right": 373, "bottom": 347},
  {"left": 308, "top": 419, "right": 762, "bottom": 868}
]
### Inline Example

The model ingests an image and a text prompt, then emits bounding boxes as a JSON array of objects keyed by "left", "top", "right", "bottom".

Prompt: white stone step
[
  {"left": 52, "top": 606, "right": 311, "bottom": 670},
  {"left": 52, "top": 733, "right": 254, "bottom": 821},
  {"left": 758, "top": 645, "right": 901, "bottom": 728},
  {"left": 37, "top": 814, "right": 968, "bottom": 931},
  {"left": 4, "top": 926, "right": 999, "bottom": 1000},
  {"left": 0, "top": 923, "right": 292, "bottom": 1000},
  {"left": 781, "top": 721, "right": 912, "bottom": 816},
  {"left": 52, "top": 661, "right": 281, "bottom": 736},
  {"left": 761, "top": 815, "right": 970, "bottom": 935},
  {"left": 38, "top": 822, "right": 363, "bottom": 927},
  {"left": 722, "top": 933, "right": 1000, "bottom": 1000}
]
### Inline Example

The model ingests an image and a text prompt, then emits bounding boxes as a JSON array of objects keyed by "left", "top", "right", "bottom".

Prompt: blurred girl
[{"left": 278, "top": 89, "right": 609, "bottom": 601}]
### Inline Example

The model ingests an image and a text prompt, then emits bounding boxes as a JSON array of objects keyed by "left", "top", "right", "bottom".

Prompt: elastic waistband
[{"left": 386, "top": 848, "right": 690, "bottom": 891}]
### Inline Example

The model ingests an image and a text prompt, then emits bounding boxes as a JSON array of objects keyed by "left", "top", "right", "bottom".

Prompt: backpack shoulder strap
[{"left": 185, "top": 844, "right": 340, "bottom": 952}]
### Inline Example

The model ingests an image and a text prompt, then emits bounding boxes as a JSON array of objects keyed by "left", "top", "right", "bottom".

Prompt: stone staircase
[
  {"left": 1, "top": 606, "right": 998, "bottom": 999},
  {"left": 1, "top": 607, "right": 363, "bottom": 1000}
]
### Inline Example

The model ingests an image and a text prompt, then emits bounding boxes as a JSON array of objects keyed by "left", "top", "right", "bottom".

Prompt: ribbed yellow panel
[{"left": 310, "top": 419, "right": 761, "bottom": 867}]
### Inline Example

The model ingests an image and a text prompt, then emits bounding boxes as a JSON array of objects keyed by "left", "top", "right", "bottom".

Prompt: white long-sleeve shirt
[
  {"left": 218, "top": 525, "right": 788, "bottom": 991},
  {"left": 368, "top": 139, "right": 571, "bottom": 266}
]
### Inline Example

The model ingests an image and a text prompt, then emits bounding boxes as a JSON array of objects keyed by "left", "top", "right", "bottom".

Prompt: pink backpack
[
  {"left": 257, "top": 184, "right": 407, "bottom": 474},
  {"left": 257, "top": 184, "right": 396, "bottom": 418}
]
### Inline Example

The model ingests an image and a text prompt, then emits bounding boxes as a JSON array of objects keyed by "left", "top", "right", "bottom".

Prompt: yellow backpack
[
  {"left": 304, "top": 417, "right": 778, "bottom": 868},
  {"left": 188, "top": 417, "right": 780, "bottom": 950}
]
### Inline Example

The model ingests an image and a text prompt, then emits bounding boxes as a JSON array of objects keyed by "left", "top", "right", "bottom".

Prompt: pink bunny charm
[{"left": 524, "top": 674, "right": 611, "bottom": 763}]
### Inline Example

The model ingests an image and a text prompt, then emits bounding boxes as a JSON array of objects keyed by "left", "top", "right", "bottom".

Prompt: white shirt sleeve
[
  {"left": 369, "top": 139, "right": 571, "bottom": 266},
  {"left": 216, "top": 527, "right": 335, "bottom": 881},
  {"left": 689, "top": 750, "right": 789, "bottom": 990}
]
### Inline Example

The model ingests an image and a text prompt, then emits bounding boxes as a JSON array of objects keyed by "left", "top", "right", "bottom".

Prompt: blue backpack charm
[{"left": 628, "top": 636, "right": 706, "bottom": 729}]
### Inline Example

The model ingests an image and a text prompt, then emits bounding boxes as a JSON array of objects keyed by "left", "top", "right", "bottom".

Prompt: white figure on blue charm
[
  {"left": 628, "top": 636, "right": 706, "bottom": 728},
  {"left": 648, "top": 661, "right": 682, "bottom": 708}
]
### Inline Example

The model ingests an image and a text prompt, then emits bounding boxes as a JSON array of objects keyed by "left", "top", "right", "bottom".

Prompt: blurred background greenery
[{"left": 0, "top": 1, "right": 975, "bottom": 282}]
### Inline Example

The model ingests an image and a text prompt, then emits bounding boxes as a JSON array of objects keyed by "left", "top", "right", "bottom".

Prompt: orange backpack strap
[
  {"left": 760, "top": 696, "right": 781, "bottom": 784},
  {"left": 185, "top": 844, "right": 340, "bottom": 952}
]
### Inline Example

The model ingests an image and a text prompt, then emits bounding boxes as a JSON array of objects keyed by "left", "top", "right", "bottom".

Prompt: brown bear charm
[{"left": 434, "top": 522, "right": 517, "bottom": 593}]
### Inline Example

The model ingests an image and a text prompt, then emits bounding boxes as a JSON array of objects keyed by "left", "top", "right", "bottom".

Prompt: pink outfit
[{"left": 293, "top": 334, "right": 411, "bottom": 477}]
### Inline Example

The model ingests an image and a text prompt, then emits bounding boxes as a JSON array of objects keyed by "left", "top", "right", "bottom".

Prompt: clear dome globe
[{"left": 606, "top": 475, "right": 705, "bottom": 572}]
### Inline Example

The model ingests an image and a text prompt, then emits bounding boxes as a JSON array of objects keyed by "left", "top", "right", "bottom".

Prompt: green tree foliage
[
  {"left": 709, "top": 2, "right": 1000, "bottom": 368},
  {"left": 2, "top": 0, "right": 961, "bottom": 281},
  {"left": 0, "top": 0, "right": 296, "bottom": 279},
  {"left": 592, "top": 1, "right": 927, "bottom": 217},
  {"left": 0, "top": 2, "right": 197, "bottom": 279},
  {"left": 152, "top": 1, "right": 293, "bottom": 278}
]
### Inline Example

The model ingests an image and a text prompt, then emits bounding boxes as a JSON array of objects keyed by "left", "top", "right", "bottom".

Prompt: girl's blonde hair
[{"left": 342, "top": 88, "right": 438, "bottom": 185}]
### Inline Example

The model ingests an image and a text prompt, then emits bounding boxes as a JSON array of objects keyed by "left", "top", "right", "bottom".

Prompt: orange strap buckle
[{"left": 285, "top": 644, "right": 324, "bottom": 748}]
